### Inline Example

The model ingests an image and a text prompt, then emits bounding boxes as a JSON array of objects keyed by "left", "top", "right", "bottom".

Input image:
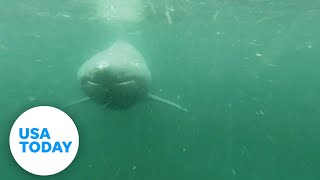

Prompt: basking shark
[{"left": 64, "top": 40, "right": 187, "bottom": 112}]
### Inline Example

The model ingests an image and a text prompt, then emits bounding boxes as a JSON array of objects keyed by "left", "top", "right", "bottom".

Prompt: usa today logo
[{"left": 9, "top": 106, "right": 79, "bottom": 176}]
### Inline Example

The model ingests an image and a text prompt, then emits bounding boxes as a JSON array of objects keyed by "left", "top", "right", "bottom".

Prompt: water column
[{"left": 96, "top": 0, "right": 146, "bottom": 39}]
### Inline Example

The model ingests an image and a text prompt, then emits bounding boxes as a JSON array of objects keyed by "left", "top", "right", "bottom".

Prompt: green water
[{"left": 1, "top": 0, "right": 320, "bottom": 179}]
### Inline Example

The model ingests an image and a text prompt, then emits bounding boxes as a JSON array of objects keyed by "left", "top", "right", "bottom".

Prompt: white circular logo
[{"left": 9, "top": 106, "right": 79, "bottom": 176}]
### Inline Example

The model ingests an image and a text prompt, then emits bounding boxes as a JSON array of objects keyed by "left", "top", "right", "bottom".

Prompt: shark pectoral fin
[
  {"left": 147, "top": 93, "right": 188, "bottom": 112},
  {"left": 62, "top": 97, "right": 92, "bottom": 109}
]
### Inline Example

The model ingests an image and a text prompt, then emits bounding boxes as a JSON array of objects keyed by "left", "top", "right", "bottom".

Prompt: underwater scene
[{"left": 0, "top": 0, "right": 320, "bottom": 179}]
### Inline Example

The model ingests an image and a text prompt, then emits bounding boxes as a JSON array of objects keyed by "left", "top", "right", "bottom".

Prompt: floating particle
[
  {"left": 88, "top": 16, "right": 98, "bottom": 20},
  {"left": 307, "top": 45, "right": 312, "bottom": 48},
  {"left": 164, "top": 1, "right": 172, "bottom": 25},
  {"left": 241, "top": 145, "right": 248, "bottom": 156},
  {"left": 256, "top": 110, "right": 265, "bottom": 115},
  {"left": 266, "top": 134, "right": 274, "bottom": 144},
  {"left": 0, "top": 44, "right": 7, "bottom": 50},
  {"left": 255, "top": 53, "right": 262, "bottom": 57},
  {"left": 28, "top": 96, "right": 36, "bottom": 102},
  {"left": 267, "top": 64, "right": 278, "bottom": 67},
  {"left": 61, "top": 14, "right": 71, "bottom": 18},
  {"left": 116, "top": 168, "right": 120, "bottom": 176},
  {"left": 32, "top": 33, "right": 41, "bottom": 38},
  {"left": 182, "top": 147, "right": 186, "bottom": 152},
  {"left": 213, "top": 10, "right": 219, "bottom": 21},
  {"left": 250, "top": 40, "right": 257, "bottom": 45},
  {"left": 133, "top": 166, "right": 136, "bottom": 170}
]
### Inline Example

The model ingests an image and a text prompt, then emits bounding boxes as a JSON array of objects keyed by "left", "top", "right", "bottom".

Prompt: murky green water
[{"left": 1, "top": 0, "right": 320, "bottom": 179}]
